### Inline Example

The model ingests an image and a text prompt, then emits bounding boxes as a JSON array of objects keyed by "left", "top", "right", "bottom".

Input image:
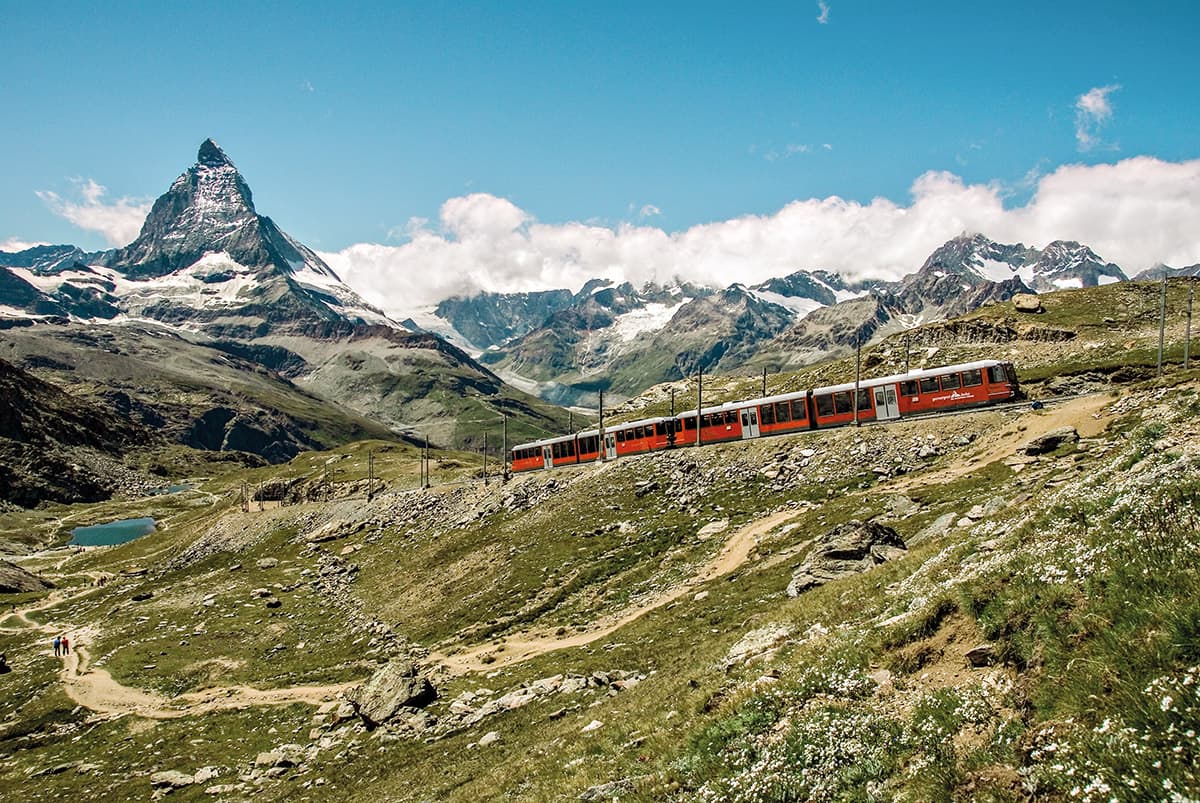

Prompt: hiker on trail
[
  {"left": 61, "top": 636, "right": 70, "bottom": 655},
  {"left": 53, "top": 636, "right": 61, "bottom": 657}
]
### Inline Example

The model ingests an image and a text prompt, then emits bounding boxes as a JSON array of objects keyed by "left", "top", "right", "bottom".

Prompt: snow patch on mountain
[{"left": 610, "top": 300, "right": 689, "bottom": 342}]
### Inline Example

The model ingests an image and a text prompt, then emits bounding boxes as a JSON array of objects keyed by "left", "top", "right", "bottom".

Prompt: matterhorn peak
[{"left": 197, "top": 138, "right": 234, "bottom": 168}]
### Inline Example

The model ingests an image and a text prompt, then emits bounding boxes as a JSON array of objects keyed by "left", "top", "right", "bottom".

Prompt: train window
[
  {"left": 615, "top": 430, "right": 625, "bottom": 443},
  {"left": 760, "top": 404, "right": 775, "bottom": 425},
  {"left": 552, "top": 442, "right": 562, "bottom": 459},
  {"left": 919, "top": 377, "right": 939, "bottom": 393},
  {"left": 857, "top": 389, "right": 872, "bottom": 410},
  {"left": 775, "top": 401, "right": 791, "bottom": 423},
  {"left": 834, "top": 392, "right": 853, "bottom": 414},
  {"left": 791, "top": 399, "right": 807, "bottom": 420},
  {"left": 987, "top": 365, "right": 1006, "bottom": 383},
  {"left": 901, "top": 380, "right": 919, "bottom": 396},
  {"left": 566, "top": 440, "right": 576, "bottom": 456},
  {"left": 961, "top": 369, "right": 982, "bottom": 387},
  {"left": 639, "top": 425, "right": 649, "bottom": 438},
  {"left": 581, "top": 435, "right": 597, "bottom": 453},
  {"left": 941, "top": 373, "right": 961, "bottom": 390},
  {"left": 725, "top": 410, "right": 738, "bottom": 425},
  {"left": 815, "top": 394, "right": 834, "bottom": 417},
  {"left": 682, "top": 416, "right": 695, "bottom": 430}
]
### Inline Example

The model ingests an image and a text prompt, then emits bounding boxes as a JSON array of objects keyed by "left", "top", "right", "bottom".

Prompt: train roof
[
  {"left": 511, "top": 416, "right": 671, "bottom": 451},
  {"left": 810, "top": 359, "right": 1008, "bottom": 396}
]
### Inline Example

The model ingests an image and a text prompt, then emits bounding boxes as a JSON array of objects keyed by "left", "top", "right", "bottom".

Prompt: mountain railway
[{"left": 510, "top": 359, "right": 1022, "bottom": 473}]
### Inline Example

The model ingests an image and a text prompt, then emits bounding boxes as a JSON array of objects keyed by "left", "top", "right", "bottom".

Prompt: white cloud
[
  {"left": 816, "top": 0, "right": 830, "bottom": 24},
  {"left": 36, "top": 179, "right": 150, "bottom": 247},
  {"left": 300, "top": 79, "right": 314, "bottom": 93},
  {"left": 1075, "top": 84, "right": 1120, "bottom": 151},
  {"left": 639, "top": 204, "right": 662, "bottom": 219},
  {"left": 321, "top": 157, "right": 1200, "bottom": 320},
  {"left": 1, "top": 237, "right": 48, "bottom": 253}
]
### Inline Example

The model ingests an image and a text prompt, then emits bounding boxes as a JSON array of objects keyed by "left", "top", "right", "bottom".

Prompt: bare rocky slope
[{"left": 1, "top": 280, "right": 1198, "bottom": 801}]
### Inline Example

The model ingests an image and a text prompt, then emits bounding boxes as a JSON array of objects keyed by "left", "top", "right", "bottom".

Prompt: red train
[{"left": 510, "top": 359, "right": 1020, "bottom": 473}]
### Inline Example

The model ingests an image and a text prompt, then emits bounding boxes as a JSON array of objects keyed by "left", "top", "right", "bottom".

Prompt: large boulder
[
  {"left": 0, "top": 560, "right": 53, "bottom": 594},
  {"left": 347, "top": 659, "right": 437, "bottom": 726},
  {"left": 1012, "top": 293, "right": 1043, "bottom": 313},
  {"left": 787, "top": 520, "right": 907, "bottom": 597},
  {"left": 1021, "top": 426, "right": 1079, "bottom": 455}
]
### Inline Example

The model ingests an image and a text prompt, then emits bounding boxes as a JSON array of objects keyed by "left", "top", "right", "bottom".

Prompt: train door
[
  {"left": 542, "top": 445, "right": 553, "bottom": 469},
  {"left": 874, "top": 384, "right": 901, "bottom": 420},
  {"left": 740, "top": 407, "right": 760, "bottom": 439},
  {"left": 604, "top": 432, "right": 617, "bottom": 460}
]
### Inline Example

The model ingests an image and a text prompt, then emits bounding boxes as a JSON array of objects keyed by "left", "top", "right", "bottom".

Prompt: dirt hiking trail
[{"left": 435, "top": 509, "right": 799, "bottom": 675}]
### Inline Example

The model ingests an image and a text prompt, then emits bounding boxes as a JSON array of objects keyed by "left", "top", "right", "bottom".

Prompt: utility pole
[
  {"left": 241, "top": 481, "right": 247, "bottom": 513},
  {"left": 367, "top": 449, "right": 374, "bottom": 501},
  {"left": 424, "top": 434, "right": 430, "bottom": 489},
  {"left": 1186, "top": 280, "right": 1194, "bottom": 371},
  {"left": 483, "top": 431, "right": 488, "bottom": 485},
  {"left": 502, "top": 414, "right": 509, "bottom": 482},
  {"left": 257, "top": 481, "right": 264, "bottom": 512},
  {"left": 904, "top": 332, "right": 911, "bottom": 374},
  {"left": 568, "top": 410, "right": 573, "bottom": 433},
  {"left": 598, "top": 390, "right": 605, "bottom": 461},
  {"left": 696, "top": 367, "right": 703, "bottom": 447},
  {"left": 761, "top": 367, "right": 767, "bottom": 398},
  {"left": 1158, "top": 276, "right": 1168, "bottom": 378},
  {"left": 853, "top": 334, "right": 862, "bottom": 427},
  {"left": 668, "top": 388, "right": 676, "bottom": 448}
]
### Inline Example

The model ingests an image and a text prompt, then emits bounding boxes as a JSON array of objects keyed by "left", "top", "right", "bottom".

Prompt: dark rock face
[
  {"left": 435, "top": 289, "right": 574, "bottom": 349},
  {"left": 0, "top": 559, "right": 54, "bottom": 594},
  {"left": 348, "top": 659, "right": 438, "bottom": 727},
  {"left": 787, "top": 520, "right": 907, "bottom": 596}
]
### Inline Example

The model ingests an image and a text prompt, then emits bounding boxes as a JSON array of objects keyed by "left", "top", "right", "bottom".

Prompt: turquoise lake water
[{"left": 69, "top": 517, "right": 157, "bottom": 546}]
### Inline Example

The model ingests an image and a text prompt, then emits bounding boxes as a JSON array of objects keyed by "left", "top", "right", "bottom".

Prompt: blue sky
[{"left": 3, "top": 1, "right": 1199, "bottom": 310}]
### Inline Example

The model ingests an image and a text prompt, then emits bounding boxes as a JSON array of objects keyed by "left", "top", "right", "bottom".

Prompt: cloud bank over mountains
[
  {"left": 321, "top": 156, "right": 1200, "bottom": 318},
  {"left": 24, "top": 156, "right": 1200, "bottom": 320}
]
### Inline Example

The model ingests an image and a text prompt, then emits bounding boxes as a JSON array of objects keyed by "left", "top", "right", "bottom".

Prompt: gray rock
[
  {"left": 1021, "top": 426, "right": 1079, "bottom": 455},
  {"left": 1012, "top": 293, "right": 1043, "bottom": 313},
  {"left": 478, "top": 730, "right": 500, "bottom": 747},
  {"left": 256, "top": 558, "right": 280, "bottom": 569},
  {"left": 150, "top": 770, "right": 196, "bottom": 788},
  {"left": 787, "top": 520, "right": 907, "bottom": 597},
  {"left": 348, "top": 659, "right": 437, "bottom": 726},
  {"left": 965, "top": 643, "right": 996, "bottom": 667}
]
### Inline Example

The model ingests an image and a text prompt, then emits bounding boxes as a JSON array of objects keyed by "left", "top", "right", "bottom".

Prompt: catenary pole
[
  {"left": 1158, "top": 276, "right": 1168, "bottom": 378},
  {"left": 853, "top": 334, "right": 862, "bottom": 426},
  {"left": 1186, "top": 281, "right": 1194, "bottom": 371},
  {"left": 598, "top": 390, "right": 605, "bottom": 461},
  {"left": 696, "top": 367, "right": 703, "bottom": 447}
]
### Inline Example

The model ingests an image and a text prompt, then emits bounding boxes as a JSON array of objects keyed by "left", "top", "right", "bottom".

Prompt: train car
[{"left": 511, "top": 359, "right": 1020, "bottom": 472}]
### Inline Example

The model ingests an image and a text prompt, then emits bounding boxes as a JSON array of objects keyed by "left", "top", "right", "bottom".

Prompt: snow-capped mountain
[
  {"left": 0, "top": 139, "right": 394, "bottom": 337},
  {"left": 919, "top": 233, "right": 1126, "bottom": 291},
  {"left": 0, "top": 140, "right": 571, "bottom": 456}
]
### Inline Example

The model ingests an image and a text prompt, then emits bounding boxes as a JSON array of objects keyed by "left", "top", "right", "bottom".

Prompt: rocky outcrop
[
  {"left": 1021, "top": 426, "right": 1079, "bottom": 456},
  {"left": 0, "top": 560, "right": 54, "bottom": 593},
  {"left": 787, "top": 520, "right": 907, "bottom": 596},
  {"left": 347, "top": 659, "right": 437, "bottom": 726},
  {"left": 1012, "top": 293, "right": 1043, "bottom": 313}
]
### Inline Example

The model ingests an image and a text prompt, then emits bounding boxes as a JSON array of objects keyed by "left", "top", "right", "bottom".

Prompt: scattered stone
[
  {"left": 264, "top": 596, "right": 282, "bottom": 609},
  {"left": 348, "top": 659, "right": 437, "bottom": 726},
  {"left": 478, "top": 730, "right": 500, "bottom": 747},
  {"left": 723, "top": 624, "right": 794, "bottom": 669},
  {"left": 908, "top": 513, "right": 956, "bottom": 547},
  {"left": 548, "top": 707, "right": 567, "bottom": 720},
  {"left": 131, "top": 591, "right": 154, "bottom": 602},
  {"left": 1012, "top": 293, "right": 1043, "bottom": 313},
  {"left": 696, "top": 519, "right": 729, "bottom": 540},
  {"left": 1021, "top": 426, "right": 1079, "bottom": 455},
  {"left": 250, "top": 587, "right": 272, "bottom": 598},
  {"left": 634, "top": 480, "right": 659, "bottom": 498},
  {"left": 693, "top": 590, "right": 709, "bottom": 602},
  {"left": 580, "top": 719, "right": 604, "bottom": 733},
  {"left": 256, "top": 558, "right": 280, "bottom": 570},
  {"left": 579, "top": 780, "right": 631, "bottom": 801},
  {"left": 787, "top": 520, "right": 907, "bottom": 597},
  {"left": 965, "top": 644, "right": 997, "bottom": 667},
  {"left": 150, "top": 770, "right": 196, "bottom": 788}
]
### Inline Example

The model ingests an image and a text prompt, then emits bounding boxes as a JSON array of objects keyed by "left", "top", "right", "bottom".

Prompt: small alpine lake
[{"left": 69, "top": 517, "right": 157, "bottom": 547}]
